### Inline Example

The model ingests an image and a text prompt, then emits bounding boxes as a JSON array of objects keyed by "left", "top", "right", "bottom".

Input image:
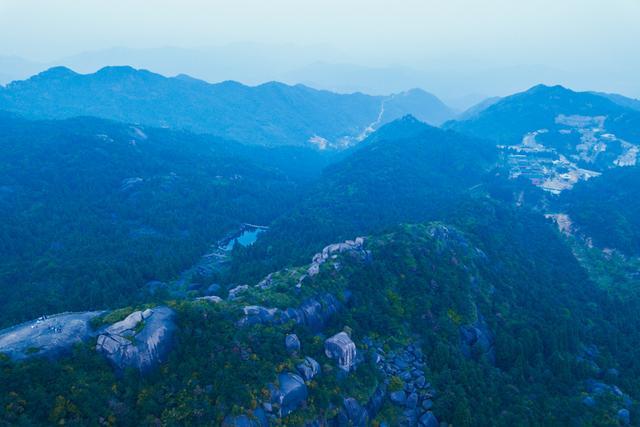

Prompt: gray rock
[
  {"left": 618, "top": 408, "right": 630, "bottom": 425},
  {"left": 586, "top": 379, "right": 612, "bottom": 395},
  {"left": 460, "top": 313, "right": 495, "bottom": 364},
  {"left": 96, "top": 306, "right": 176, "bottom": 373},
  {"left": 325, "top": 332, "right": 357, "bottom": 372},
  {"left": 365, "top": 384, "right": 387, "bottom": 419},
  {"left": 416, "top": 376, "right": 427, "bottom": 388},
  {"left": 402, "top": 409, "right": 418, "bottom": 425},
  {"left": 240, "top": 306, "right": 278, "bottom": 325},
  {"left": 406, "top": 392, "right": 418, "bottom": 409},
  {"left": 253, "top": 408, "right": 268, "bottom": 427},
  {"left": 0, "top": 311, "right": 103, "bottom": 361},
  {"left": 228, "top": 285, "right": 249, "bottom": 300},
  {"left": 419, "top": 411, "right": 439, "bottom": 427},
  {"left": 278, "top": 372, "right": 308, "bottom": 417},
  {"left": 340, "top": 397, "right": 368, "bottom": 427},
  {"left": 307, "top": 238, "right": 367, "bottom": 279},
  {"left": 297, "top": 356, "right": 321, "bottom": 381},
  {"left": 390, "top": 391, "right": 407, "bottom": 405},
  {"left": 422, "top": 399, "right": 433, "bottom": 410},
  {"left": 238, "top": 293, "right": 347, "bottom": 332},
  {"left": 285, "top": 334, "right": 301, "bottom": 355}
]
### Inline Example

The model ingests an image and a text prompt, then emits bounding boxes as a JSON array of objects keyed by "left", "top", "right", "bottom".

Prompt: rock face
[
  {"left": 285, "top": 334, "right": 301, "bottom": 355},
  {"left": 460, "top": 314, "right": 495, "bottom": 364},
  {"left": 238, "top": 292, "right": 347, "bottom": 332},
  {"left": 325, "top": 332, "right": 357, "bottom": 372},
  {"left": 297, "top": 356, "right": 321, "bottom": 381},
  {"left": 419, "top": 411, "right": 439, "bottom": 427},
  {"left": 0, "top": 311, "right": 103, "bottom": 361},
  {"left": 370, "top": 339, "right": 439, "bottom": 426},
  {"left": 338, "top": 397, "right": 369, "bottom": 427},
  {"left": 96, "top": 306, "right": 176, "bottom": 373},
  {"left": 277, "top": 372, "right": 308, "bottom": 417}
]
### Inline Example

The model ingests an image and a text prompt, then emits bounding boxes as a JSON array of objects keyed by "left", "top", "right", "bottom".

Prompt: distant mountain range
[{"left": 0, "top": 66, "right": 454, "bottom": 147}]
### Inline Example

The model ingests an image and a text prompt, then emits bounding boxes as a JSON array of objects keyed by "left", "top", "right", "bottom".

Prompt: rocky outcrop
[
  {"left": 228, "top": 285, "right": 249, "bottom": 300},
  {"left": 370, "top": 339, "right": 439, "bottom": 426},
  {"left": 460, "top": 313, "right": 495, "bottom": 364},
  {"left": 285, "top": 334, "right": 301, "bottom": 355},
  {"left": 238, "top": 292, "right": 347, "bottom": 332},
  {"left": 307, "top": 237, "right": 367, "bottom": 278},
  {"left": 96, "top": 306, "right": 176, "bottom": 373},
  {"left": 325, "top": 332, "right": 357, "bottom": 372},
  {"left": 337, "top": 397, "right": 369, "bottom": 426},
  {"left": 277, "top": 372, "right": 308, "bottom": 417},
  {"left": 419, "top": 412, "right": 439, "bottom": 427},
  {"left": 0, "top": 311, "right": 103, "bottom": 361},
  {"left": 253, "top": 237, "right": 369, "bottom": 291},
  {"left": 297, "top": 356, "right": 321, "bottom": 381}
]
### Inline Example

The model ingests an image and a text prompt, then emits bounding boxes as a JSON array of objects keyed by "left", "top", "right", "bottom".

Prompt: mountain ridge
[{"left": 0, "top": 66, "right": 455, "bottom": 148}]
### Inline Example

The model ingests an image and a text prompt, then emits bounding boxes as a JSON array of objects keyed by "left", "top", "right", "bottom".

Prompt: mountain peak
[
  {"left": 95, "top": 65, "right": 146, "bottom": 77},
  {"left": 366, "top": 114, "right": 434, "bottom": 143},
  {"left": 524, "top": 83, "right": 572, "bottom": 96},
  {"left": 34, "top": 66, "right": 77, "bottom": 79}
]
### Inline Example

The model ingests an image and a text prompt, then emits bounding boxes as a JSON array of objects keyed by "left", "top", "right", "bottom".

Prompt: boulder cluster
[
  {"left": 369, "top": 339, "right": 440, "bottom": 427},
  {"left": 577, "top": 343, "right": 633, "bottom": 424},
  {"left": 252, "top": 333, "right": 320, "bottom": 422},
  {"left": 459, "top": 313, "right": 495, "bottom": 364},
  {"left": 0, "top": 306, "right": 177, "bottom": 375}
]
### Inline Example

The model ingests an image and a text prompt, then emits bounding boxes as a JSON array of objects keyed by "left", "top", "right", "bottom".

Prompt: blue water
[{"left": 223, "top": 228, "right": 264, "bottom": 251}]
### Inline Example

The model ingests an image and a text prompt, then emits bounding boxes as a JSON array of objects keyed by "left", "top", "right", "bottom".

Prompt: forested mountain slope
[
  {"left": 229, "top": 116, "right": 498, "bottom": 279},
  {"left": 0, "top": 113, "right": 328, "bottom": 326},
  {"left": 560, "top": 166, "right": 640, "bottom": 255}
]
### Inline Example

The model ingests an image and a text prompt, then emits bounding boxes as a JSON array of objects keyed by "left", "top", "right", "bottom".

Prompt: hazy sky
[{"left": 1, "top": 0, "right": 639, "bottom": 99}]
